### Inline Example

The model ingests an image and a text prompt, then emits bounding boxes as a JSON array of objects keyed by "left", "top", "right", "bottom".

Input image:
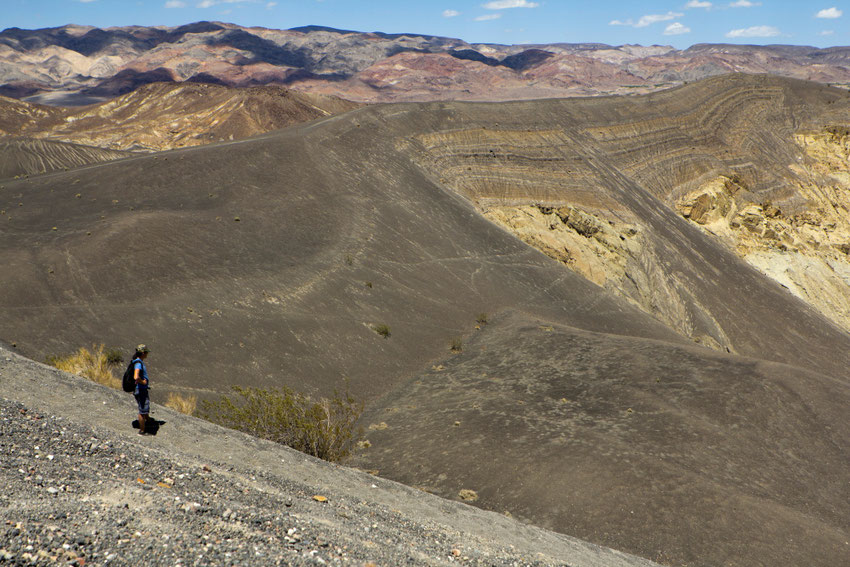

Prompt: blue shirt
[{"left": 133, "top": 358, "right": 149, "bottom": 395}]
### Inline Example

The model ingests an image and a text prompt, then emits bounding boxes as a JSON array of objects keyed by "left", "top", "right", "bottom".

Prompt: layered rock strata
[{"left": 410, "top": 76, "right": 850, "bottom": 347}]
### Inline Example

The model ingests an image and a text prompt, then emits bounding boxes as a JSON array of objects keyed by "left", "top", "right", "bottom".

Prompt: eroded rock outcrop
[
  {"left": 673, "top": 129, "right": 850, "bottom": 333},
  {"left": 484, "top": 204, "right": 733, "bottom": 350}
]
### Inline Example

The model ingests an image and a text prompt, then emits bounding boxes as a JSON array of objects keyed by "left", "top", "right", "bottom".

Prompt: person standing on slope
[{"left": 132, "top": 344, "right": 151, "bottom": 435}]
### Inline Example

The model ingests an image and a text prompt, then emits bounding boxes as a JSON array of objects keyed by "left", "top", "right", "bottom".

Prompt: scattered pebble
[{"left": 0, "top": 387, "right": 601, "bottom": 567}]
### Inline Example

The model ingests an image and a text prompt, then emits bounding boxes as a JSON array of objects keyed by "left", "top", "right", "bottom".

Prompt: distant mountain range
[{"left": 3, "top": 22, "right": 850, "bottom": 104}]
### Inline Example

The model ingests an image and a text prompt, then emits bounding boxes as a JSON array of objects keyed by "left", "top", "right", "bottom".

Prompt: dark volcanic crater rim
[{"left": 2, "top": 74, "right": 849, "bottom": 567}]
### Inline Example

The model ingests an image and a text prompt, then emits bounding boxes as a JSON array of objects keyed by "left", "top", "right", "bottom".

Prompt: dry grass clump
[
  {"left": 199, "top": 386, "right": 364, "bottom": 463},
  {"left": 458, "top": 489, "right": 479, "bottom": 502},
  {"left": 47, "top": 344, "right": 121, "bottom": 389},
  {"left": 165, "top": 392, "right": 198, "bottom": 415}
]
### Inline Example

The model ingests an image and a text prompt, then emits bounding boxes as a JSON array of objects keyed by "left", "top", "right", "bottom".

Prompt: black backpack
[{"left": 122, "top": 359, "right": 139, "bottom": 393}]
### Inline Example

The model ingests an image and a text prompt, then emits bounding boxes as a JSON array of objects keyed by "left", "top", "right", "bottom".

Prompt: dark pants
[{"left": 134, "top": 390, "right": 150, "bottom": 415}]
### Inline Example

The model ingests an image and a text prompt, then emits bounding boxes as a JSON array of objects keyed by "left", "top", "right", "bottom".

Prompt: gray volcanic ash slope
[
  {"left": 0, "top": 74, "right": 849, "bottom": 566},
  {"left": 0, "top": 138, "right": 135, "bottom": 179},
  {"left": 356, "top": 313, "right": 850, "bottom": 567},
  {"left": 0, "top": 347, "right": 662, "bottom": 567}
]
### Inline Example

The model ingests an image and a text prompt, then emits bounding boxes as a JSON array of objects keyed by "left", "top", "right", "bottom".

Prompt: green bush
[
  {"left": 373, "top": 323, "right": 391, "bottom": 338},
  {"left": 104, "top": 347, "right": 123, "bottom": 365},
  {"left": 199, "top": 386, "right": 364, "bottom": 463}
]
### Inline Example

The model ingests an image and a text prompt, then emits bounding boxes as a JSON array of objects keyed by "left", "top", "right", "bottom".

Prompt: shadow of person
[{"left": 132, "top": 418, "right": 166, "bottom": 435}]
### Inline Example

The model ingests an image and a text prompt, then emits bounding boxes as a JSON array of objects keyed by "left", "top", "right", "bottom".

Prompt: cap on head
[{"left": 136, "top": 344, "right": 150, "bottom": 354}]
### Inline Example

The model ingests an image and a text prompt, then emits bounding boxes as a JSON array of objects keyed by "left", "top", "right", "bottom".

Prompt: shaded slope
[
  {"left": 0, "top": 94, "right": 63, "bottom": 135},
  {"left": 0, "top": 74, "right": 849, "bottom": 567}
]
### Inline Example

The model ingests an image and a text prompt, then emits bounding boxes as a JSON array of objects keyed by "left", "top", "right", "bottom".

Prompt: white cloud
[
  {"left": 79, "top": 0, "right": 97, "bottom": 3},
  {"left": 664, "top": 22, "right": 691, "bottom": 35},
  {"left": 197, "top": 0, "right": 253, "bottom": 7},
  {"left": 475, "top": 13, "right": 503, "bottom": 21},
  {"left": 610, "top": 12, "right": 684, "bottom": 28},
  {"left": 638, "top": 12, "right": 684, "bottom": 26},
  {"left": 685, "top": 1, "right": 712, "bottom": 8},
  {"left": 729, "top": 0, "right": 760, "bottom": 6},
  {"left": 443, "top": 9, "right": 460, "bottom": 17},
  {"left": 816, "top": 7, "right": 843, "bottom": 19},
  {"left": 482, "top": 0, "right": 539, "bottom": 9},
  {"left": 165, "top": 0, "right": 186, "bottom": 7},
  {"left": 725, "top": 25, "right": 781, "bottom": 37},
  {"left": 819, "top": 30, "right": 835, "bottom": 35},
  {"left": 266, "top": 1, "right": 276, "bottom": 8}
]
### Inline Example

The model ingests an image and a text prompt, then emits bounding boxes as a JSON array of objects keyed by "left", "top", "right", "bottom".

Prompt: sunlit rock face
[{"left": 671, "top": 130, "right": 850, "bottom": 334}]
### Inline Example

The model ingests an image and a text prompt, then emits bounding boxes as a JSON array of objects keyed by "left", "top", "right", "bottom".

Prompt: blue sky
[{"left": 2, "top": 1, "right": 849, "bottom": 49}]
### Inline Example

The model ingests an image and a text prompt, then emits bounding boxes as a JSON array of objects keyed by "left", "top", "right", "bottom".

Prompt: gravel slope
[{"left": 0, "top": 346, "right": 662, "bottom": 567}]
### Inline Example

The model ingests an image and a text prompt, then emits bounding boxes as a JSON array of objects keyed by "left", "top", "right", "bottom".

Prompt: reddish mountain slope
[{"left": 3, "top": 23, "right": 850, "bottom": 104}]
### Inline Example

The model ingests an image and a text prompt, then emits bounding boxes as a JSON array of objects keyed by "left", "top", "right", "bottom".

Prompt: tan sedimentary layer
[
  {"left": 478, "top": 128, "right": 850, "bottom": 339},
  {"left": 413, "top": 128, "right": 621, "bottom": 210}
]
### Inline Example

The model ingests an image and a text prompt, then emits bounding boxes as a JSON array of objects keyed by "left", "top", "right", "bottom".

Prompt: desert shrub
[
  {"left": 373, "top": 323, "right": 391, "bottom": 338},
  {"left": 104, "top": 347, "right": 123, "bottom": 365},
  {"left": 450, "top": 337, "right": 463, "bottom": 352},
  {"left": 476, "top": 312, "right": 489, "bottom": 325},
  {"left": 165, "top": 392, "right": 197, "bottom": 415},
  {"left": 199, "top": 386, "right": 363, "bottom": 463},
  {"left": 47, "top": 344, "right": 121, "bottom": 389}
]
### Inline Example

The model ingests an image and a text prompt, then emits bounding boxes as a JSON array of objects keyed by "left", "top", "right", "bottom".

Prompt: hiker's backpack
[{"left": 122, "top": 359, "right": 138, "bottom": 393}]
